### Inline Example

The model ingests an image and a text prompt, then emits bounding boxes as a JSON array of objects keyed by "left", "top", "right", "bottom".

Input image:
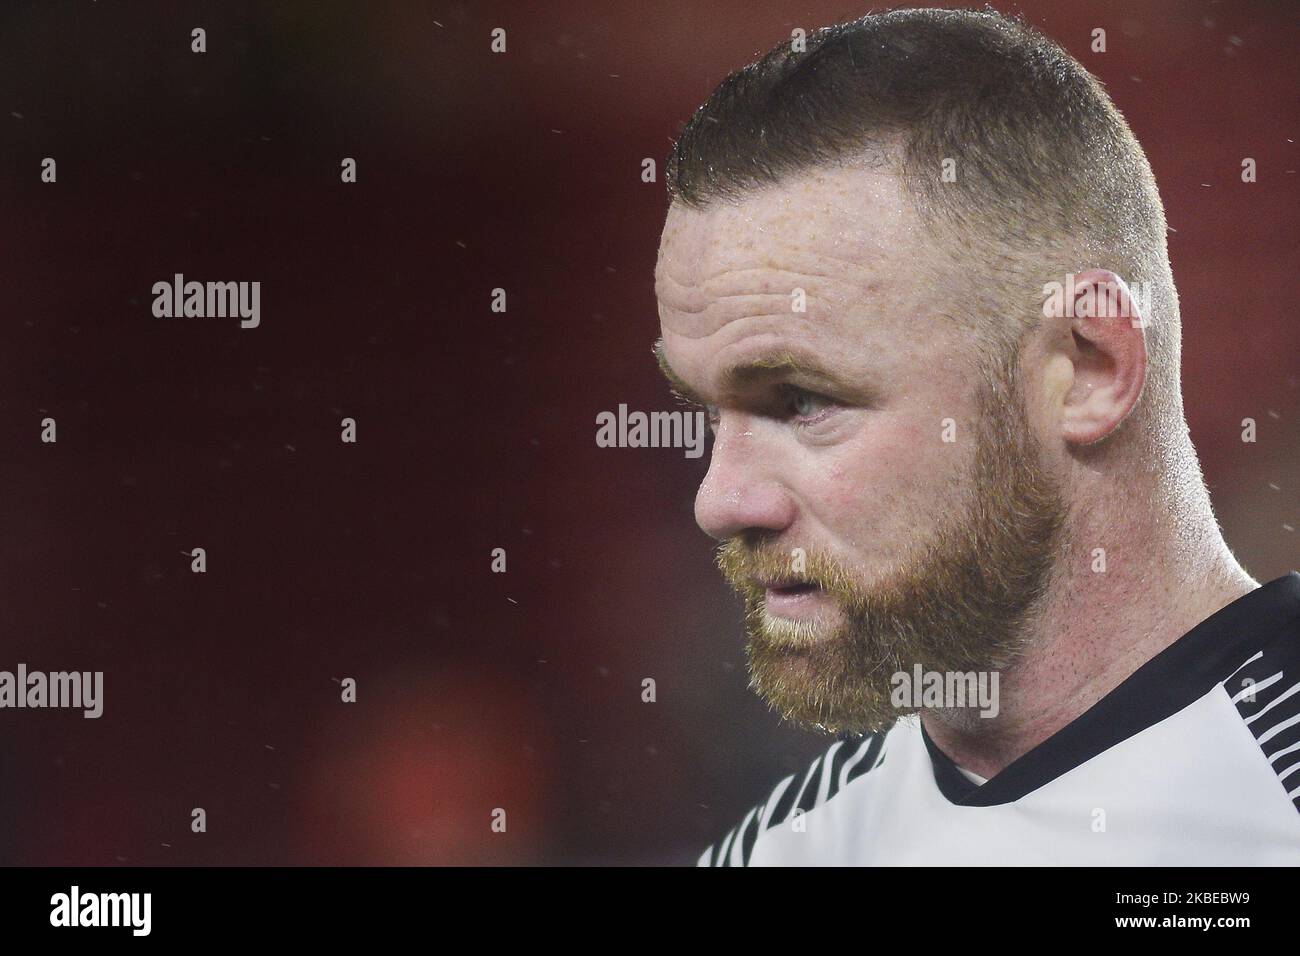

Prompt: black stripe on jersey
[
  {"left": 793, "top": 751, "right": 831, "bottom": 817},
  {"left": 846, "top": 733, "right": 885, "bottom": 785},
  {"left": 714, "top": 805, "right": 763, "bottom": 867},
  {"left": 697, "top": 733, "right": 887, "bottom": 866},
  {"left": 712, "top": 824, "right": 738, "bottom": 867},
  {"left": 764, "top": 769, "right": 803, "bottom": 829},
  {"left": 739, "top": 806, "right": 763, "bottom": 863},
  {"left": 824, "top": 734, "right": 859, "bottom": 801},
  {"left": 1257, "top": 711, "right": 1300, "bottom": 769},
  {"left": 1229, "top": 640, "right": 1300, "bottom": 813}
]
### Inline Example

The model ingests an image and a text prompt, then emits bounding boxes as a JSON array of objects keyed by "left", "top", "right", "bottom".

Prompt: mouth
[
  {"left": 758, "top": 579, "right": 827, "bottom": 617},
  {"left": 761, "top": 580, "right": 819, "bottom": 595}
]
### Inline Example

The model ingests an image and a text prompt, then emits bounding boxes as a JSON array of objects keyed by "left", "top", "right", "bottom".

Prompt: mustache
[{"left": 714, "top": 538, "right": 860, "bottom": 604}]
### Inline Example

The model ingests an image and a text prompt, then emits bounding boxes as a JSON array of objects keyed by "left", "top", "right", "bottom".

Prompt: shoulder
[{"left": 696, "top": 731, "right": 890, "bottom": 867}]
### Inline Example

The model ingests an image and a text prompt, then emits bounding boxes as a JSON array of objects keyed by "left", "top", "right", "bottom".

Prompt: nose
[{"left": 694, "top": 415, "right": 796, "bottom": 541}]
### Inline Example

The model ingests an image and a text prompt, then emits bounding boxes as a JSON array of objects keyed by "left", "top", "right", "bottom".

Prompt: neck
[{"left": 921, "top": 472, "right": 1258, "bottom": 780}]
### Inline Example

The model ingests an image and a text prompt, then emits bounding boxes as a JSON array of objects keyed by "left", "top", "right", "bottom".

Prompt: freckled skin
[{"left": 655, "top": 166, "right": 981, "bottom": 585}]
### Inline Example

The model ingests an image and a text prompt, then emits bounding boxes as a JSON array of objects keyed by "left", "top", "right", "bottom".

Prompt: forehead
[
  {"left": 655, "top": 165, "right": 946, "bottom": 374},
  {"left": 657, "top": 165, "right": 917, "bottom": 285}
]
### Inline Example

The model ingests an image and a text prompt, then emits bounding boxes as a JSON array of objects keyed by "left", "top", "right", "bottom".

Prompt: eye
[{"left": 786, "top": 387, "right": 833, "bottom": 422}]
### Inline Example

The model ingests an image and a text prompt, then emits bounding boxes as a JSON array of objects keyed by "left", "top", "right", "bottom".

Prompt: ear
[{"left": 1050, "top": 269, "right": 1148, "bottom": 446}]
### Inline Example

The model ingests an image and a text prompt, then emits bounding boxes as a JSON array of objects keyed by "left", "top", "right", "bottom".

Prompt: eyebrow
[{"left": 652, "top": 338, "right": 853, "bottom": 406}]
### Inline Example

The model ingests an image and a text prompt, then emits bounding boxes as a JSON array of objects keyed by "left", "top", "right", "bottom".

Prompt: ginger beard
[{"left": 716, "top": 350, "right": 1069, "bottom": 735}]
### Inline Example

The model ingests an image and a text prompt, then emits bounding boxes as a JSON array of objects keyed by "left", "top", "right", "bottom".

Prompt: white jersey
[{"left": 698, "top": 572, "right": 1300, "bottom": 865}]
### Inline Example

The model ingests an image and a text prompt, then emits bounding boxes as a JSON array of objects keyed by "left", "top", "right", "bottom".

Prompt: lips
[
  {"left": 761, "top": 581, "right": 819, "bottom": 595},
  {"left": 758, "top": 578, "right": 828, "bottom": 620}
]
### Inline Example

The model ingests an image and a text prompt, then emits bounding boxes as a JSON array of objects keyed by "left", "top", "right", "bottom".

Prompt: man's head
[{"left": 654, "top": 9, "right": 1197, "bottom": 734}]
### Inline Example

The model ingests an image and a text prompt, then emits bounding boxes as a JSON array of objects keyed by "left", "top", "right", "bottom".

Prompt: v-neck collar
[{"left": 921, "top": 572, "right": 1300, "bottom": 806}]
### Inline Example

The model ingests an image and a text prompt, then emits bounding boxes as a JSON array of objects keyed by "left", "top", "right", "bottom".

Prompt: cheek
[{"left": 806, "top": 415, "right": 956, "bottom": 533}]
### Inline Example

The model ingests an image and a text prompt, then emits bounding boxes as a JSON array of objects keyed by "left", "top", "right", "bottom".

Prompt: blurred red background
[{"left": 0, "top": 0, "right": 1295, "bottom": 865}]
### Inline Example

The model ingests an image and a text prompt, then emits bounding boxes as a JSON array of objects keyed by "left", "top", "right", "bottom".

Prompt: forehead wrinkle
[
  {"left": 656, "top": 299, "right": 837, "bottom": 345},
  {"left": 656, "top": 309, "right": 813, "bottom": 348},
  {"left": 656, "top": 255, "right": 867, "bottom": 295},
  {"left": 656, "top": 277, "right": 861, "bottom": 345},
  {"left": 656, "top": 264, "right": 841, "bottom": 309},
  {"left": 657, "top": 251, "right": 890, "bottom": 338},
  {"left": 661, "top": 290, "right": 797, "bottom": 314}
]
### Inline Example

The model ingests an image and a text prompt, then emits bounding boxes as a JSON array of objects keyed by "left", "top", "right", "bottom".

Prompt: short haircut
[{"left": 665, "top": 7, "right": 1183, "bottom": 431}]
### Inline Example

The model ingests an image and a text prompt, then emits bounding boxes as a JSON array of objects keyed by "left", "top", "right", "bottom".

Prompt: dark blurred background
[{"left": 0, "top": 0, "right": 1295, "bottom": 865}]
